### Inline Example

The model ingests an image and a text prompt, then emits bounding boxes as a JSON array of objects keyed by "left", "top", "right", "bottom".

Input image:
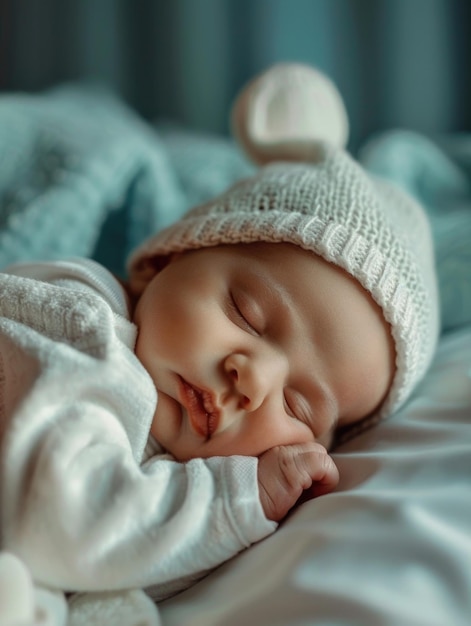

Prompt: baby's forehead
[
  {"left": 210, "top": 240, "right": 323, "bottom": 268},
  {"left": 216, "top": 241, "right": 349, "bottom": 290}
]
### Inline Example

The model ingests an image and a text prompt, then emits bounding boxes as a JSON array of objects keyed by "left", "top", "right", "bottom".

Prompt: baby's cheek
[
  {"left": 150, "top": 393, "right": 182, "bottom": 450},
  {"left": 262, "top": 416, "right": 316, "bottom": 452}
]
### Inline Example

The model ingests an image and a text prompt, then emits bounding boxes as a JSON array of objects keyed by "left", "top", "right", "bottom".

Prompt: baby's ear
[{"left": 231, "top": 63, "right": 349, "bottom": 166}]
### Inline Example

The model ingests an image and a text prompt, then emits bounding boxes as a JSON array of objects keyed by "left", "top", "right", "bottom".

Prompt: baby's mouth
[{"left": 178, "top": 377, "right": 219, "bottom": 440}]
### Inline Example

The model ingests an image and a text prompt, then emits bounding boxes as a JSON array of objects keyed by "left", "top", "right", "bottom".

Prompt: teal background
[{"left": 1, "top": 0, "right": 470, "bottom": 151}]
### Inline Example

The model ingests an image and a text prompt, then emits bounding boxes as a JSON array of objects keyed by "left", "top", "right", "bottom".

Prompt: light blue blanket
[
  {"left": 360, "top": 130, "right": 471, "bottom": 331},
  {"left": 0, "top": 86, "right": 469, "bottom": 332},
  {"left": 0, "top": 85, "right": 252, "bottom": 276}
]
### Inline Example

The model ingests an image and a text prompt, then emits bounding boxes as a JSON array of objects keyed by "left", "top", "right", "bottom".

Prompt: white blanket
[{"left": 0, "top": 552, "right": 161, "bottom": 626}]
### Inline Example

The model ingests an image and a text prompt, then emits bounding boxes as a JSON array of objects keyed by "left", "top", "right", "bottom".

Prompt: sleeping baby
[{"left": 0, "top": 64, "right": 439, "bottom": 622}]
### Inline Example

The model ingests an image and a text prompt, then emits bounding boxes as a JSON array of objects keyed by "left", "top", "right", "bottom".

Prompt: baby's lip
[{"left": 178, "top": 377, "right": 220, "bottom": 439}]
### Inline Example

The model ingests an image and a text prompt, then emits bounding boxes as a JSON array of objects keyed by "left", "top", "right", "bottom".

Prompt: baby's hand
[{"left": 257, "top": 443, "right": 339, "bottom": 522}]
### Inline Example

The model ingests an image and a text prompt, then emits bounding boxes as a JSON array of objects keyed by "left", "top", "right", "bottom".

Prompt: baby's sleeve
[
  {"left": 2, "top": 397, "right": 275, "bottom": 599},
  {"left": 141, "top": 453, "right": 277, "bottom": 600}
]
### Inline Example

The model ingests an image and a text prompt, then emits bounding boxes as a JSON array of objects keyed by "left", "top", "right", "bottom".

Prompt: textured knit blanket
[
  {"left": 0, "top": 84, "right": 253, "bottom": 278},
  {"left": 360, "top": 130, "right": 471, "bottom": 331},
  {"left": 0, "top": 86, "right": 470, "bottom": 626}
]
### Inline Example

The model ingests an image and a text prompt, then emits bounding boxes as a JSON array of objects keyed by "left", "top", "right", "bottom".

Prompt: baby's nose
[{"left": 223, "top": 351, "right": 286, "bottom": 412}]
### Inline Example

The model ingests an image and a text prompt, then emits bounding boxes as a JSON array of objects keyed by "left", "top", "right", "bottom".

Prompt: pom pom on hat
[
  {"left": 231, "top": 63, "right": 349, "bottom": 164},
  {"left": 128, "top": 64, "right": 439, "bottom": 438}
]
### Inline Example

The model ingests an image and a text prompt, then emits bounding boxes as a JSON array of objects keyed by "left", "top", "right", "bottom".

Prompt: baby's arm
[
  {"left": 258, "top": 443, "right": 339, "bottom": 521},
  {"left": 3, "top": 397, "right": 276, "bottom": 601}
]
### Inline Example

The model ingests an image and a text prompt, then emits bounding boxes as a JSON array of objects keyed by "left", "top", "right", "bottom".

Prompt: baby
[{"left": 0, "top": 64, "right": 439, "bottom": 611}]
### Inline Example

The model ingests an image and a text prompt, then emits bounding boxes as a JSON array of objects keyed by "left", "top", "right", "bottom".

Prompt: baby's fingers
[
  {"left": 258, "top": 443, "right": 339, "bottom": 521},
  {"left": 283, "top": 442, "right": 339, "bottom": 496}
]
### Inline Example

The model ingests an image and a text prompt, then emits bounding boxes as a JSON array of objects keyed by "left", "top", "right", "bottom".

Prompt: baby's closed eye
[
  {"left": 227, "top": 289, "right": 263, "bottom": 336},
  {"left": 283, "top": 387, "right": 313, "bottom": 426}
]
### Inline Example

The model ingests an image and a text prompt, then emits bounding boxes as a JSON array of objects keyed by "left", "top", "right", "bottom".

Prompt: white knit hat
[{"left": 128, "top": 64, "right": 439, "bottom": 437}]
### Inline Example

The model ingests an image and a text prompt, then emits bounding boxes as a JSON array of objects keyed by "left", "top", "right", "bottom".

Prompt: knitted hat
[{"left": 128, "top": 64, "right": 439, "bottom": 435}]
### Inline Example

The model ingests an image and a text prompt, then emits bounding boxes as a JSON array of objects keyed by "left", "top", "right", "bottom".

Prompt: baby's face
[{"left": 133, "top": 243, "right": 394, "bottom": 461}]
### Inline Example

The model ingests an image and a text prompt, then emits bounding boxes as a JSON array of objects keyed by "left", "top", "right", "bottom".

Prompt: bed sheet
[{"left": 160, "top": 324, "right": 471, "bottom": 626}]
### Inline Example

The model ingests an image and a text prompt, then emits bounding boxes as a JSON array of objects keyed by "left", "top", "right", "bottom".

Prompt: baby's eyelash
[
  {"left": 284, "top": 392, "right": 299, "bottom": 420},
  {"left": 228, "top": 292, "right": 260, "bottom": 336},
  {"left": 284, "top": 389, "right": 313, "bottom": 428},
  {"left": 228, "top": 292, "right": 259, "bottom": 335}
]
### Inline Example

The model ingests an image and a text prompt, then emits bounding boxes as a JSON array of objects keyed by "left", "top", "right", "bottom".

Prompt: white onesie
[{"left": 0, "top": 258, "right": 275, "bottom": 601}]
